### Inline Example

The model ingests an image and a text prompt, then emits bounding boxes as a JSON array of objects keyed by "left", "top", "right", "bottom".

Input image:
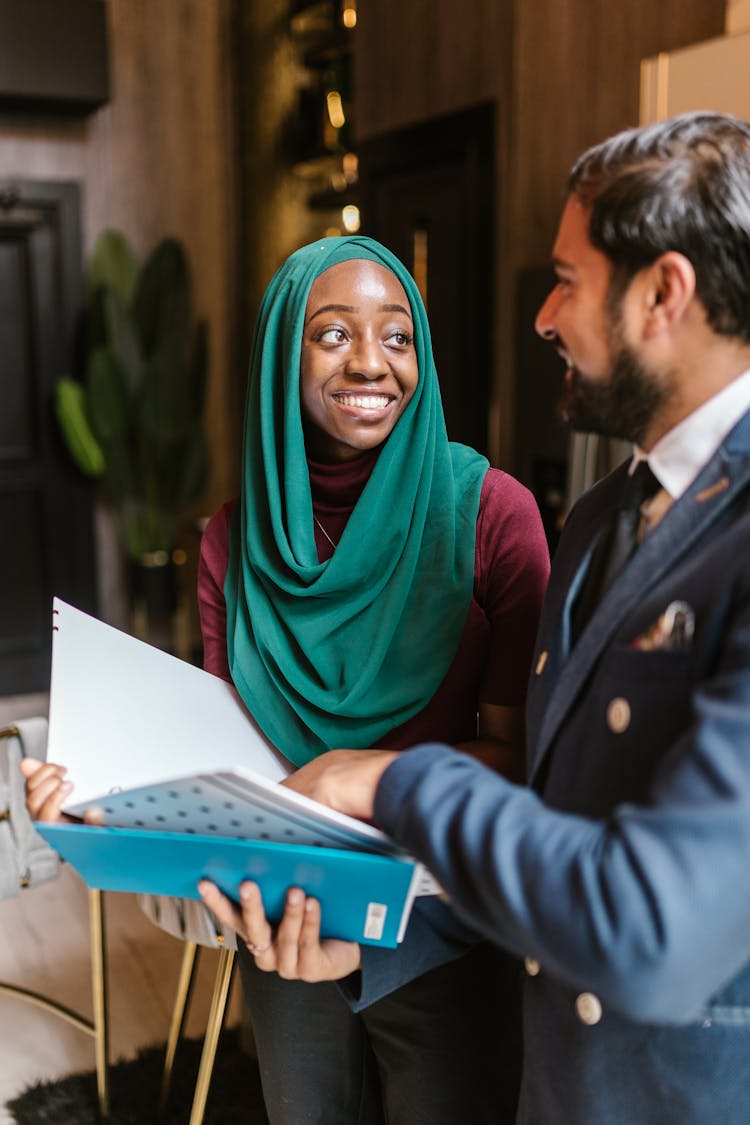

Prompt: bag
[
  {"left": 0, "top": 718, "right": 61, "bottom": 898},
  {"left": 138, "top": 893, "right": 238, "bottom": 950}
]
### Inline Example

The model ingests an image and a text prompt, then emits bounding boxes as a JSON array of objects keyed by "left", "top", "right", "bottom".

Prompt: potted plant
[{"left": 55, "top": 229, "right": 209, "bottom": 626}]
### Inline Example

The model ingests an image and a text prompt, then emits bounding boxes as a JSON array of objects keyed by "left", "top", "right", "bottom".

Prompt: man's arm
[
  {"left": 370, "top": 735, "right": 750, "bottom": 1024},
  {"left": 288, "top": 591, "right": 750, "bottom": 1025}
]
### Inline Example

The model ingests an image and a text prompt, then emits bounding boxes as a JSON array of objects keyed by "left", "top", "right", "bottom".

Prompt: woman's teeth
[{"left": 335, "top": 394, "right": 391, "bottom": 409}]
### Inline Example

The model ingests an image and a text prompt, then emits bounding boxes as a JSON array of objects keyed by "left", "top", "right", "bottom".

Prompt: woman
[
  {"left": 26, "top": 235, "right": 549, "bottom": 1124},
  {"left": 198, "top": 235, "right": 549, "bottom": 1125}
]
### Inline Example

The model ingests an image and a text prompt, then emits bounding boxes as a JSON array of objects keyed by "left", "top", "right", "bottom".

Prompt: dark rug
[{"left": 5, "top": 1029, "right": 270, "bottom": 1124}]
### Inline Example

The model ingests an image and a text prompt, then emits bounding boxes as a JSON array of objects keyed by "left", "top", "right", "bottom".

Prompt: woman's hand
[
  {"left": 281, "top": 748, "right": 400, "bottom": 822},
  {"left": 198, "top": 879, "right": 362, "bottom": 982},
  {"left": 20, "top": 758, "right": 75, "bottom": 823}
]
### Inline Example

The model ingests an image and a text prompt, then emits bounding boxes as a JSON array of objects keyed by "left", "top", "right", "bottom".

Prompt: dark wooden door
[
  {"left": 0, "top": 179, "right": 96, "bottom": 694},
  {"left": 358, "top": 103, "right": 495, "bottom": 456}
]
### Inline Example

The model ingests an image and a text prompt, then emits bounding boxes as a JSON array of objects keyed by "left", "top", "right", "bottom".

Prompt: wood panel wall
[
  {"left": 355, "top": 0, "right": 726, "bottom": 469},
  {"left": 234, "top": 0, "right": 322, "bottom": 365},
  {"left": 0, "top": 0, "right": 239, "bottom": 513},
  {"left": 0, "top": 0, "right": 239, "bottom": 625}
]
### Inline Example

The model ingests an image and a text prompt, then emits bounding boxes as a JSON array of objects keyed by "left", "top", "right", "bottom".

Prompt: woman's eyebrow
[
  {"left": 305, "top": 302, "right": 413, "bottom": 323},
  {"left": 382, "top": 303, "right": 413, "bottom": 319},
  {"left": 306, "top": 303, "right": 356, "bottom": 322}
]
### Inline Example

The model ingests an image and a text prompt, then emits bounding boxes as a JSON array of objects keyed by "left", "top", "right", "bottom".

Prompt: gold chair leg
[
  {"left": 0, "top": 889, "right": 109, "bottom": 1120},
  {"left": 188, "top": 948, "right": 236, "bottom": 1125},
  {"left": 159, "top": 940, "right": 200, "bottom": 1117},
  {"left": 88, "top": 888, "right": 110, "bottom": 1121}
]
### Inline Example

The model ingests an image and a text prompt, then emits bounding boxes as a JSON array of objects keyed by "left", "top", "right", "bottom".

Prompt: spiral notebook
[
  {"left": 37, "top": 821, "right": 422, "bottom": 947},
  {"left": 42, "top": 599, "right": 438, "bottom": 946}
]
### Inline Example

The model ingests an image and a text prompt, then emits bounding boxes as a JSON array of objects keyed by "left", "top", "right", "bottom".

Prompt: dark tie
[{"left": 571, "top": 461, "right": 661, "bottom": 643}]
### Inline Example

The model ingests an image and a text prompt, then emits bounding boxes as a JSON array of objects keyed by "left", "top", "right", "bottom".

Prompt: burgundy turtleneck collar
[{"left": 307, "top": 446, "right": 381, "bottom": 514}]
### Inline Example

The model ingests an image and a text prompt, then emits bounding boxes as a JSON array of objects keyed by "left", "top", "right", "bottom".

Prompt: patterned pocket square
[{"left": 632, "top": 601, "right": 695, "bottom": 651}]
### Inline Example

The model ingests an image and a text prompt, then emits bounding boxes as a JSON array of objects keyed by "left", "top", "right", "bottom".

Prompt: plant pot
[
  {"left": 130, "top": 551, "right": 178, "bottom": 651},
  {"left": 130, "top": 551, "right": 177, "bottom": 616}
]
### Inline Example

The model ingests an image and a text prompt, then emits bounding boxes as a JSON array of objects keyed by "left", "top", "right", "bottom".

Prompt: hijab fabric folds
[{"left": 225, "top": 235, "right": 488, "bottom": 765}]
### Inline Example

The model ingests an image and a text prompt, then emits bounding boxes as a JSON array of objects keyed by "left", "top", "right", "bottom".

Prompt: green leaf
[
  {"left": 86, "top": 347, "right": 132, "bottom": 442},
  {"left": 134, "top": 238, "right": 191, "bottom": 358},
  {"left": 54, "top": 377, "right": 105, "bottom": 477},
  {"left": 75, "top": 230, "right": 211, "bottom": 555},
  {"left": 103, "top": 288, "right": 143, "bottom": 395},
  {"left": 86, "top": 230, "right": 139, "bottom": 305}
]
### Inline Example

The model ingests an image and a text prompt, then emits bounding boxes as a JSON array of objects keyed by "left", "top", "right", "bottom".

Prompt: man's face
[{"left": 535, "top": 195, "right": 669, "bottom": 446}]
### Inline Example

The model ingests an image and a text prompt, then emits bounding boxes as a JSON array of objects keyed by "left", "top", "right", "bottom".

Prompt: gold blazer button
[
  {"left": 606, "top": 697, "right": 631, "bottom": 734},
  {"left": 575, "top": 992, "right": 603, "bottom": 1025}
]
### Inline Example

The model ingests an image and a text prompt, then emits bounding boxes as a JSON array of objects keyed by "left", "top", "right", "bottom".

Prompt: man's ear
[{"left": 641, "top": 252, "right": 696, "bottom": 338}]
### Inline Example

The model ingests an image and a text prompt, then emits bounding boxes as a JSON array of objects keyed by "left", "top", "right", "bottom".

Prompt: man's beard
[{"left": 556, "top": 340, "right": 669, "bottom": 446}]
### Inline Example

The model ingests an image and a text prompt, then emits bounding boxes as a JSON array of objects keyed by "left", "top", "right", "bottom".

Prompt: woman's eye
[
  {"left": 386, "top": 330, "right": 413, "bottom": 348},
  {"left": 318, "top": 327, "right": 347, "bottom": 344}
]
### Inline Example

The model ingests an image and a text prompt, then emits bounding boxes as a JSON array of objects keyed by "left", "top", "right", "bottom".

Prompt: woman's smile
[{"left": 331, "top": 390, "right": 397, "bottom": 414}]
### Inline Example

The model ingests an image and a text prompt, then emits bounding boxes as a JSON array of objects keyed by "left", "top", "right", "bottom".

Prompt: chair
[
  {"left": 0, "top": 721, "right": 109, "bottom": 1120},
  {"left": 159, "top": 940, "right": 237, "bottom": 1125},
  {"left": 140, "top": 892, "right": 240, "bottom": 1124}
]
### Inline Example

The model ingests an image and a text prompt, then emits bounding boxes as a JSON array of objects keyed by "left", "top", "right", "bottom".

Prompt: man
[{"left": 202, "top": 112, "right": 750, "bottom": 1122}]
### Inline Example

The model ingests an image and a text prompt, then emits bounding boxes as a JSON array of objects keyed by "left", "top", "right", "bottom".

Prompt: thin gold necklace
[{"left": 313, "top": 513, "right": 338, "bottom": 550}]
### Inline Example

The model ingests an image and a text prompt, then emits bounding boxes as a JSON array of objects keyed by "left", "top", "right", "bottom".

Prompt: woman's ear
[{"left": 641, "top": 252, "right": 696, "bottom": 338}]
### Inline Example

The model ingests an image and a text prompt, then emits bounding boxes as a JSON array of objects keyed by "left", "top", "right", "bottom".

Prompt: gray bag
[{"left": 0, "top": 717, "right": 60, "bottom": 898}]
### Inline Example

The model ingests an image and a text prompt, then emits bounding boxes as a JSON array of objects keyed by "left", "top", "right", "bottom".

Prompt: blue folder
[{"left": 37, "top": 822, "right": 420, "bottom": 948}]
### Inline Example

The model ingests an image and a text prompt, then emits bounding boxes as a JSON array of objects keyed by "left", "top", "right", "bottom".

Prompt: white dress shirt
[{"left": 631, "top": 366, "right": 750, "bottom": 501}]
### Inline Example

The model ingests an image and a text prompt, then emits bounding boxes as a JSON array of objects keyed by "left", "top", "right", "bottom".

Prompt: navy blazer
[{"left": 359, "top": 406, "right": 750, "bottom": 1123}]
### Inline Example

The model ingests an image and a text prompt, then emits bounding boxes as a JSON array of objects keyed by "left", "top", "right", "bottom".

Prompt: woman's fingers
[
  {"left": 237, "top": 882, "right": 276, "bottom": 966},
  {"left": 273, "top": 888, "right": 307, "bottom": 978},
  {"left": 197, "top": 880, "right": 361, "bottom": 981},
  {"left": 19, "top": 757, "right": 44, "bottom": 780},
  {"left": 21, "top": 760, "right": 73, "bottom": 821},
  {"left": 198, "top": 880, "right": 247, "bottom": 936},
  {"left": 198, "top": 879, "right": 276, "bottom": 967}
]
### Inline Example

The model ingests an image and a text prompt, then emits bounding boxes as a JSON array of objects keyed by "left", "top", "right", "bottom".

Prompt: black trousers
[{"left": 238, "top": 942, "right": 522, "bottom": 1125}]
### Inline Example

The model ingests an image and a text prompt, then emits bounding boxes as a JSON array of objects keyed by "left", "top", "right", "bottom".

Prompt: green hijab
[{"left": 225, "top": 235, "right": 488, "bottom": 766}]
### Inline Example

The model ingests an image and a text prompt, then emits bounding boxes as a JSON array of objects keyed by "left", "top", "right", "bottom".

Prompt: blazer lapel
[{"left": 529, "top": 424, "right": 750, "bottom": 783}]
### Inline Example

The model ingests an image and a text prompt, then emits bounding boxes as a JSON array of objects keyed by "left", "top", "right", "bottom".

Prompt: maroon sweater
[{"left": 198, "top": 453, "right": 549, "bottom": 752}]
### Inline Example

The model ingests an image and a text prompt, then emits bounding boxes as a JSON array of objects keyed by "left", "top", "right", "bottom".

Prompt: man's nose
[{"left": 535, "top": 288, "right": 561, "bottom": 341}]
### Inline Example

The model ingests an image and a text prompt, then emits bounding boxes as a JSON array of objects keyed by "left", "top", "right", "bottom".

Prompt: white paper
[
  {"left": 64, "top": 766, "right": 402, "bottom": 854},
  {"left": 49, "top": 598, "right": 292, "bottom": 806}
]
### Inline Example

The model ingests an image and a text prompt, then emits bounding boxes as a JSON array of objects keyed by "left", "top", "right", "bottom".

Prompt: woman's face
[{"left": 299, "top": 258, "right": 419, "bottom": 462}]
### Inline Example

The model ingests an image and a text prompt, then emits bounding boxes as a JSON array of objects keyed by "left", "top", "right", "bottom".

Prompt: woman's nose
[
  {"left": 348, "top": 335, "right": 386, "bottom": 379},
  {"left": 535, "top": 288, "right": 561, "bottom": 341}
]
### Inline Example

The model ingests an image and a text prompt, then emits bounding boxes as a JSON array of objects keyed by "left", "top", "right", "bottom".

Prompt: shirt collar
[{"left": 632, "top": 366, "right": 750, "bottom": 500}]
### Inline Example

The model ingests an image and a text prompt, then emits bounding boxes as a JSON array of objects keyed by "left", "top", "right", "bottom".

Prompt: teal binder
[{"left": 36, "top": 822, "right": 421, "bottom": 948}]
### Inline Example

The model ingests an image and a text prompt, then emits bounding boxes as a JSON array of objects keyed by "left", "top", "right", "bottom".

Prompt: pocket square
[{"left": 632, "top": 601, "right": 695, "bottom": 651}]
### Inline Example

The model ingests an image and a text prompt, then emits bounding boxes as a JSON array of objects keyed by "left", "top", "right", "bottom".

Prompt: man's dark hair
[{"left": 568, "top": 111, "right": 750, "bottom": 343}]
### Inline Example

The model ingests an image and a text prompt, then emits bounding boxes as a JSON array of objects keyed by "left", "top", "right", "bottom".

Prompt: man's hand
[
  {"left": 198, "top": 880, "right": 362, "bottom": 982},
  {"left": 282, "top": 748, "right": 400, "bottom": 821}
]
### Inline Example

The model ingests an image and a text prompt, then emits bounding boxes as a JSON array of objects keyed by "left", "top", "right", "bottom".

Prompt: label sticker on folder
[{"left": 364, "top": 902, "right": 388, "bottom": 941}]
